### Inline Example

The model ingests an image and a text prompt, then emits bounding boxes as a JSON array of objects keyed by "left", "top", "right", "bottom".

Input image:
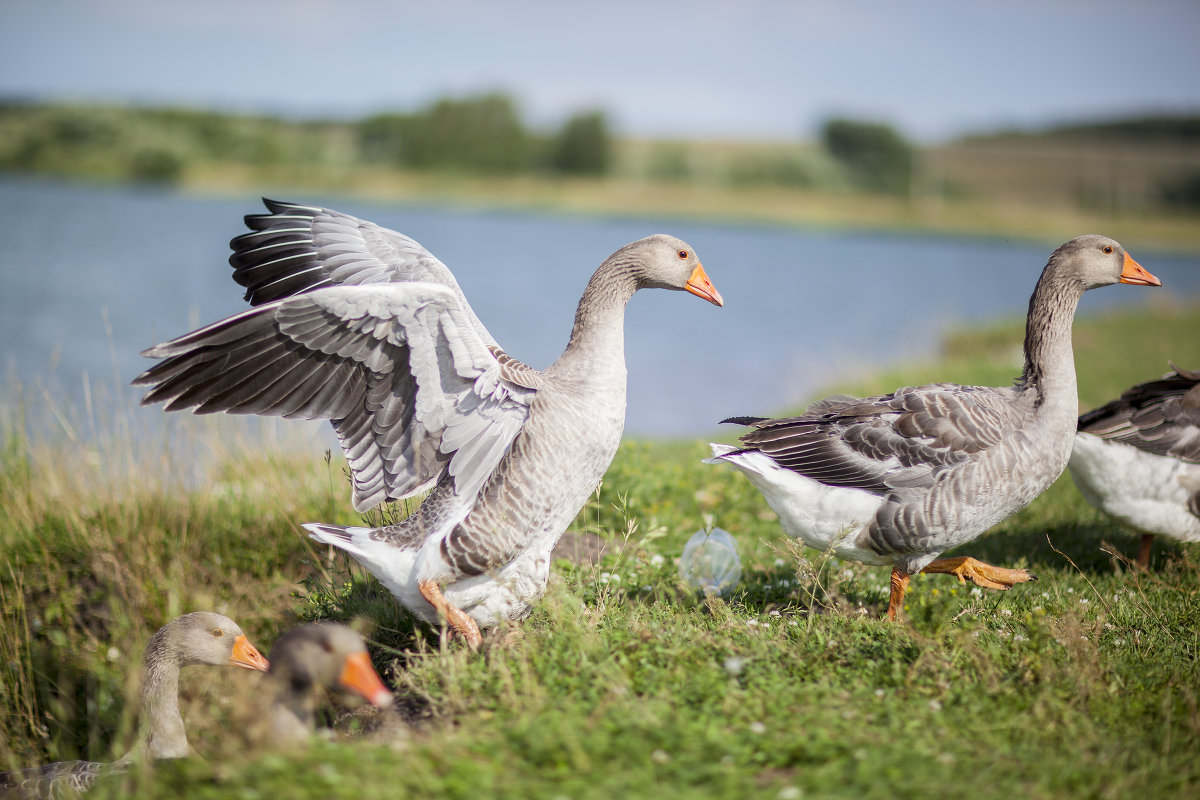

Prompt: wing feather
[
  {"left": 1078, "top": 364, "right": 1200, "bottom": 462},
  {"left": 135, "top": 282, "right": 537, "bottom": 511},
  {"left": 732, "top": 383, "right": 1037, "bottom": 494}
]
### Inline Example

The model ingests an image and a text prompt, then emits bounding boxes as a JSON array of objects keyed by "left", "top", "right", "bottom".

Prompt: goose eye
[
  {"left": 211, "top": 628, "right": 224, "bottom": 638},
  {"left": 677, "top": 250, "right": 689, "bottom": 260},
  {"left": 1102, "top": 245, "right": 1114, "bottom": 254}
]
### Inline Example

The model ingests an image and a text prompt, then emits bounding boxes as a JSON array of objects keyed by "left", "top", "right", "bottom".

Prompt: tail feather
[
  {"left": 704, "top": 442, "right": 742, "bottom": 464},
  {"left": 305, "top": 523, "right": 374, "bottom": 559}
]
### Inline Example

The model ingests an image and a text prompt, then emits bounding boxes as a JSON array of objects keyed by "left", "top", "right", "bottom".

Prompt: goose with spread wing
[
  {"left": 1069, "top": 364, "right": 1200, "bottom": 566},
  {"left": 707, "top": 235, "right": 1159, "bottom": 619},
  {"left": 134, "top": 200, "right": 723, "bottom": 647},
  {"left": 0, "top": 613, "right": 269, "bottom": 798}
]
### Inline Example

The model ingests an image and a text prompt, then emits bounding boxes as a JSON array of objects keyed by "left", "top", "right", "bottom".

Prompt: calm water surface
[{"left": 2, "top": 177, "right": 1198, "bottom": 438}]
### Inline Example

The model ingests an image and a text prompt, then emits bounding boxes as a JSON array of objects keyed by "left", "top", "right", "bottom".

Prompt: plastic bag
[{"left": 678, "top": 527, "right": 741, "bottom": 597}]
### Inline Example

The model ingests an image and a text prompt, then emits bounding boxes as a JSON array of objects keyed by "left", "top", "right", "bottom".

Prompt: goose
[
  {"left": 707, "top": 235, "right": 1160, "bottom": 620},
  {"left": 133, "top": 200, "right": 724, "bottom": 647},
  {"left": 0, "top": 612, "right": 269, "bottom": 798},
  {"left": 1068, "top": 364, "right": 1200, "bottom": 566},
  {"left": 264, "top": 623, "right": 393, "bottom": 747}
]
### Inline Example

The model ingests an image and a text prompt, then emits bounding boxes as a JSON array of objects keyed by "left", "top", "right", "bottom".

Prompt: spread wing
[
  {"left": 134, "top": 283, "right": 538, "bottom": 511},
  {"left": 1078, "top": 364, "right": 1200, "bottom": 463},
  {"left": 228, "top": 198, "right": 538, "bottom": 384},
  {"left": 728, "top": 383, "right": 1038, "bottom": 494}
]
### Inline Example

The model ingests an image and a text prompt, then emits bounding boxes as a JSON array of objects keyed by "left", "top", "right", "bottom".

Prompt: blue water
[{"left": 2, "top": 177, "right": 1197, "bottom": 438}]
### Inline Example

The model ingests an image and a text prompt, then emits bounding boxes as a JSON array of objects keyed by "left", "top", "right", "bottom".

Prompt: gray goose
[
  {"left": 1068, "top": 364, "right": 1200, "bottom": 566},
  {"left": 264, "top": 623, "right": 393, "bottom": 747},
  {"left": 707, "top": 235, "right": 1159, "bottom": 619},
  {"left": 133, "top": 200, "right": 723, "bottom": 647},
  {"left": 0, "top": 613, "right": 269, "bottom": 798}
]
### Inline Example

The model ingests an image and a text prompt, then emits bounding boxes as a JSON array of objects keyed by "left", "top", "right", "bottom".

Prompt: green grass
[{"left": 2, "top": 302, "right": 1200, "bottom": 799}]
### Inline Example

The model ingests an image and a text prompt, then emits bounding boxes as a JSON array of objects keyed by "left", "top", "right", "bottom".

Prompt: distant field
[
  {"left": 184, "top": 133, "right": 1200, "bottom": 253},
  {"left": 2, "top": 301, "right": 1198, "bottom": 798}
]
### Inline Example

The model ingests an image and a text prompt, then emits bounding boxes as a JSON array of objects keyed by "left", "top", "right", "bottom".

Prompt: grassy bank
[{"left": 2, "top": 302, "right": 1199, "bottom": 798}]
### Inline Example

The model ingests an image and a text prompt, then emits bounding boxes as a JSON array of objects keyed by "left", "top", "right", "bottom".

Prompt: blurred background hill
[{"left": 2, "top": 97, "right": 1198, "bottom": 247}]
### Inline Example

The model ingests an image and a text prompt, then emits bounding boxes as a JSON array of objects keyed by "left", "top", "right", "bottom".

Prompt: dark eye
[
  {"left": 677, "top": 250, "right": 689, "bottom": 259},
  {"left": 1102, "top": 245, "right": 1114, "bottom": 254},
  {"left": 211, "top": 628, "right": 224, "bottom": 638}
]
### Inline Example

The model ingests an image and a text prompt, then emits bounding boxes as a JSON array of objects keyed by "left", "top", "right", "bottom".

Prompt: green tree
[
  {"left": 821, "top": 117, "right": 915, "bottom": 195},
  {"left": 403, "top": 93, "right": 530, "bottom": 173},
  {"left": 550, "top": 111, "right": 611, "bottom": 175}
]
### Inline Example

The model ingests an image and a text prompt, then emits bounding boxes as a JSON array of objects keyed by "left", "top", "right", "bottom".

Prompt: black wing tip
[{"left": 720, "top": 415, "right": 768, "bottom": 426}]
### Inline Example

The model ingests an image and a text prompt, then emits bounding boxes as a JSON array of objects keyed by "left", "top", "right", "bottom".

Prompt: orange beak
[
  {"left": 339, "top": 650, "right": 394, "bottom": 707},
  {"left": 1119, "top": 252, "right": 1161, "bottom": 287},
  {"left": 685, "top": 263, "right": 724, "bottom": 307},
  {"left": 228, "top": 634, "right": 270, "bottom": 672}
]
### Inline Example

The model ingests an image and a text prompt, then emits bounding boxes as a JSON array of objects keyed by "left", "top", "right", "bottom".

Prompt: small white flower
[
  {"left": 749, "top": 721, "right": 767, "bottom": 734},
  {"left": 651, "top": 749, "right": 670, "bottom": 764},
  {"left": 970, "top": 587, "right": 982, "bottom": 598},
  {"left": 774, "top": 558, "right": 786, "bottom": 567},
  {"left": 1013, "top": 634, "right": 1027, "bottom": 642},
  {"left": 650, "top": 554, "right": 665, "bottom": 567},
  {"left": 1000, "top": 608, "right": 1012, "bottom": 617},
  {"left": 874, "top": 688, "right": 886, "bottom": 697},
  {"left": 723, "top": 657, "right": 746, "bottom": 676},
  {"left": 928, "top": 699, "right": 943, "bottom": 711},
  {"left": 1079, "top": 598, "right": 1089, "bottom": 605},
  {"left": 746, "top": 619, "right": 759, "bottom": 627},
  {"left": 106, "top": 647, "right": 120, "bottom": 662},
  {"left": 1066, "top": 587, "right": 1074, "bottom": 593},
  {"left": 777, "top": 787, "right": 802, "bottom": 800}
]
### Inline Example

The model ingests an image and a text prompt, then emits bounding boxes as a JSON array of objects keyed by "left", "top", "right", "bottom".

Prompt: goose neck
[
  {"left": 553, "top": 260, "right": 638, "bottom": 376},
  {"left": 137, "top": 644, "right": 188, "bottom": 759},
  {"left": 1018, "top": 269, "right": 1084, "bottom": 404}
]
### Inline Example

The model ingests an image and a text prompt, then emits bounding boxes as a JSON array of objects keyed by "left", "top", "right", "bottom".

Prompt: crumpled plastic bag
[{"left": 678, "top": 528, "right": 741, "bottom": 597}]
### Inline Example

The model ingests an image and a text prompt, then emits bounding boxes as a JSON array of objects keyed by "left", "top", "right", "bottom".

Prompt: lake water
[{"left": 2, "top": 177, "right": 1198, "bottom": 439}]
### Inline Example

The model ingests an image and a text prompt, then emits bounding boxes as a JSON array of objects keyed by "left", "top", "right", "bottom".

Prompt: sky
[{"left": 2, "top": 0, "right": 1199, "bottom": 142}]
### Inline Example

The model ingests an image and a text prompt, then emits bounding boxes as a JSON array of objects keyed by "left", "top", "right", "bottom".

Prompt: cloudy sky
[{"left": 3, "top": 0, "right": 1198, "bottom": 142}]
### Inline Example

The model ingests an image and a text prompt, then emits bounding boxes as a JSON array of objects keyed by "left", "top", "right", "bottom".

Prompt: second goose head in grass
[
  {"left": 1069, "top": 363, "right": 1200, "bottom": 567},
  {"left": 708, "top": 235, "right": 1160, "bottom": 620},
  {"left": 265, "top": 623, "right": 393, "bottom": 747},
  {"left": 133, "top": 200, "right": 723, "bottom": 649}
]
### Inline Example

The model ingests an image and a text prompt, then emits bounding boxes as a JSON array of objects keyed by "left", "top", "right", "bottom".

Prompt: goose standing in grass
[
  {"left": 1068, "top": 364, "right": 1200, "bottom": 566},
  {"left": 0, "top": 612, "right": 269, "bottom": 798},
  {"left": 708, "top": 235, "right": 1160, "bottom": 620},
  {"left": 264, "top": 624, "right": 393, "bottom": 747},
  {"left": 133, "top": 200, "right": 724, "bottom": 647}
]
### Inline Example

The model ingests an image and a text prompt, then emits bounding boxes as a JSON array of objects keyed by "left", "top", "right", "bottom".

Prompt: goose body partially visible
[
  {"left": 708, "top": 235, "right": 1160, "bottom": 619},
  {"left": 134, "top": 200, "right": 723, "bottom": 645},
  {"left": 0, "top": 613, "right": 268, "bottom": 798},
  {"left": 1068, "top": 364, "right": 1200, "bottom": 565}
]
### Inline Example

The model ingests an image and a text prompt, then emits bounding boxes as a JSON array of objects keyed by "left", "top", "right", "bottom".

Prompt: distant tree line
[
  {"left": 1, "top": 97, "right": 1197, "bottom": 211},
  {"left": 0, "top": 94, "right": 612, "bottom": 184}
]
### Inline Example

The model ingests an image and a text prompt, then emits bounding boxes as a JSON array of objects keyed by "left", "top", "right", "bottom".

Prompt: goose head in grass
[
  {"left": 138, "top": 611, "right": 270, "bottom": 759},
  {"left": 0, "top": 612, "right": 268, "bottom": 798},
  {"left": 266, "top": 623, "right": 393, "bottom": 747}
]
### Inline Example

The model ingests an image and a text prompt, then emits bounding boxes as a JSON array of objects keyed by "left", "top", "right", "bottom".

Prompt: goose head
[
  {"left": 150, "top": 611, "right": 269, "bottom": 672},
  {"left": 1047, "top": 235, "right": 1160, "bottom": 290},
  {"left": 621, "top": 234, "right": 724, "bottom": 306},
  {"left": 267, "top": 623, "right": 393, "bottom": 709}
]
